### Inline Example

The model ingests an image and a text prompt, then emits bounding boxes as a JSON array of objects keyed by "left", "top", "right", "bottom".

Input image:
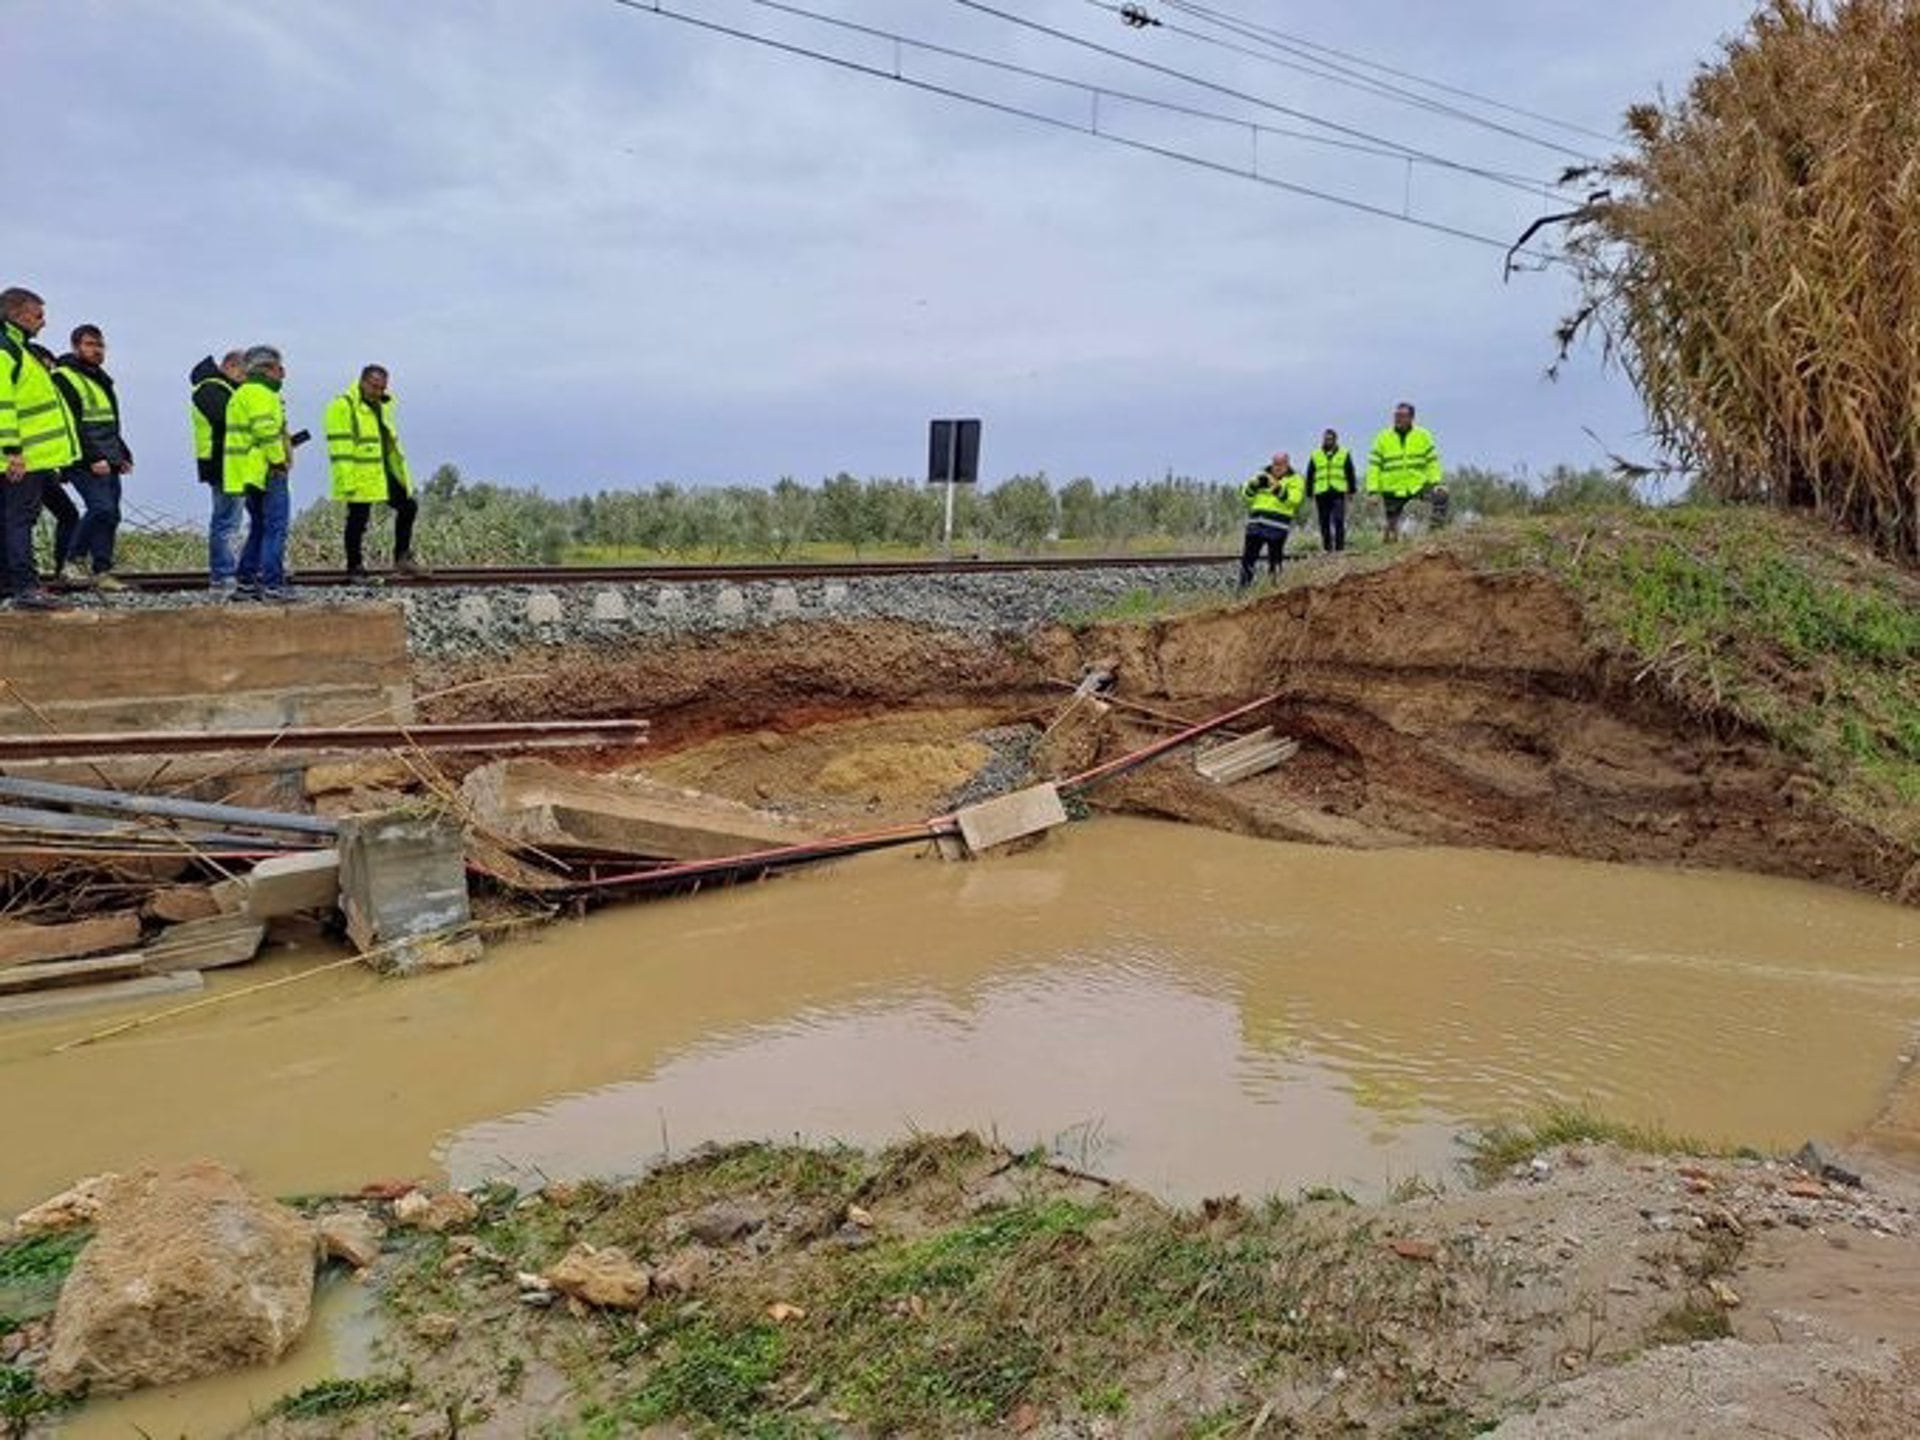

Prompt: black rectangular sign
[{"left": 928, "top": 418, "right": 982, "bottom": 486}]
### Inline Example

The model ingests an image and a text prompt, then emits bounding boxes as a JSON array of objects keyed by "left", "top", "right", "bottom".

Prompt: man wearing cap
[
  {"left": 0, "top": 287, "right": 80, "bottom": 611},
  {"left": 1238, "top": 451, "right": 1305, "bottom": 591},
  {"left": 191, "top": 349, "right": 246, "bottom": 591},
  {"left": 224, "top": 345, "right": 294, "bottom": 602},
  {"left": 327, "top": 364, "right": 422, "bottom": 581}
]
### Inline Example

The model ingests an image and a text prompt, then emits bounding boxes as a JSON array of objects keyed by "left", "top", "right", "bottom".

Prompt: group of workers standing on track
[
  {"left": 1, "top": 284, "right": 420, "bottom": 611},
  {"left": 1238, "top": 401, "right": 1448, "bottom": 590}
]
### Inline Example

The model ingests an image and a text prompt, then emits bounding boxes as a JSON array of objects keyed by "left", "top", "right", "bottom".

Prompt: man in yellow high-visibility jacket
[
  {"left": 325, "top": 364, "right": 420, "bottom": 581},
  {"left": 223, "top": 345, "right": 294, "bottom": 602},
  {"left": 1367, "top": 401, "right": 1449, "bottom": 542},
  {"left": 1239, "top": 452, "right": 1305, "bottom": 590},
  {"left": 0, "top": 287, "right": 80, "bottom": 610}
]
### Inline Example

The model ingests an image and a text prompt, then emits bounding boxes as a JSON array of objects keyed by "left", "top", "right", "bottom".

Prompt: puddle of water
[
  {"left": 2, "top": 821, "right": 1915, "bottom": 1221},
  {"left": 52, "top": 1275, "right": 376, "bottom": 1439}
]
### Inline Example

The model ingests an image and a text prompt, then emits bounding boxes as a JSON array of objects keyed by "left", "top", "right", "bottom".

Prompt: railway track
[{"left": 116, "top": 553, "right": 1236, "bottom": 592}]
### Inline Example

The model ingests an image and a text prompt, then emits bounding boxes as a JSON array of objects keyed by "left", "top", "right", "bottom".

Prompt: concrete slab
[
  {"left": 715, "top": 585, "right": 747, "bottom": 619},
  {"left": 592, "top": 590, "right": 630, "bottom": 623},
  {"left": 1196, "top": 728, "right": 1298, "bottom": 785},
  {"left": 0, "top": 971, "right": 202, "bottom": 1022},
  {"left": 144, "top": 914, "right": 268, "bottom": 974},
  {"left": 241, "top": 849, "right": 342, "bottom": 918},
  {"left": 526, "top": 591, "right": 565, "bottom": 625},
  {"left": 0, "top": 914, "right": 142, "bottom": 971},
  {"left": 462, "top": 759, "right": 808, "bottom": 861},
  {"left": 954, "top": 784, "right": 1070, "bottom": 856}
]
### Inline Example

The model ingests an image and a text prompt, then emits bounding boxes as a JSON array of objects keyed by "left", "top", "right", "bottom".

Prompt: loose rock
[
  {"left": 545, "top": 1243, "right": 651, "bottom": 1310},
  {"left": 393, "top": 1189, "right": 479, "bottom": 1233},
  {"left": 15, "top": 1174, "right": 119, "bottom": 1237},
  {"left": 316, "top": 1209, "right": 386, "bottom": 1270},
  {"left": 42, "top": 1163, "right": 316, "bottom": 1396},
  {"left": 687, "top": 1199, "right": 768, "bottom": 1246}
]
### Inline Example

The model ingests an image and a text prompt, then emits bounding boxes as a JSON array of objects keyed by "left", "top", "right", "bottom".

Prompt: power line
[
  {"left": 663, "top": 0, "right": 1554, "bottom": 185},
  {"left": 605, "top": 0, "right": 1561, "bottom": 260},
  {"left": 946, "top": 0, "right": 1572, "bottom": 198},
  {"left": 1085, "top": 0, "right": 1601, "bottom": 162},
  {"left": 1157, "top": 0, "right": 1617, "bottom": 147}
]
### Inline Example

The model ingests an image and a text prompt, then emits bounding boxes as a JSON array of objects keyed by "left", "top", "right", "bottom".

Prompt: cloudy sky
[{"left": 14, "top": 0, "right": 1752, "bottom": 516}]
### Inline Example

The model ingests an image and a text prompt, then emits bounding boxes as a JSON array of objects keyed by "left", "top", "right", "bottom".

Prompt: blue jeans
[
  {"left": 235, "top": 474, "right": 290, "bottom": 591},
  {"left": 69, "top": 468, "right": 123, "bottom": 574},
  {"left": 208, "top": 485, "right": 245, "bottom": 585}
]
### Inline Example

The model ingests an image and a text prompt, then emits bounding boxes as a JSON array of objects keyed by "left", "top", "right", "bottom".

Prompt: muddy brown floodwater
[{"left": 7, "top": 820, "right": 1918, "bottom": 1227}]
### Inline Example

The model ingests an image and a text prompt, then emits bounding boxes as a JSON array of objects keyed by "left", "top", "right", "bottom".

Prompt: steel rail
[
  {"left": 0, "top": 720, "right": 650, "bottom": 763},
  {"left": 114, "top": 553, "right": 1237, "bottom": 592}
]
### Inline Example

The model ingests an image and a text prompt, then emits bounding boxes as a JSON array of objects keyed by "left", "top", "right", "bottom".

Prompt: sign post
[{"left": 928, "top": 418, "right": 982, "bottom": 559}]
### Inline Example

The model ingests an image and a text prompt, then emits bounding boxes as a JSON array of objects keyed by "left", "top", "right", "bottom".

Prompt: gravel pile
[{"left": 943, "top": 724, "right": 1045, "bottom": 811}]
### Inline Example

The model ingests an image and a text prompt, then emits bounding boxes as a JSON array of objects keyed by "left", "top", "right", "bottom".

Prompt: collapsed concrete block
[
  {"left": 143, "top": 914, "right": 267, "bottom": 974},
  {"left": 336, "top": 811, "right": 471, "bottom": 974},
  {"left": 954, "top": 783, "right": 1070, "bottom": 856},
  {"left": 461, "top": 759, "right": 806, "bottom": 861},
  {"left": 241, "top": 849, "right": 341, "bottom": 919}
]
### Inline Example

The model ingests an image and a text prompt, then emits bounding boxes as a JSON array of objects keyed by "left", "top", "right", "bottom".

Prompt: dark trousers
[
  {"left": 1314, "top": 491, "right": 1347, "bottom": 553},
  {"left": 2, "top": 471, "right": 50, "bottom": 596},
  {"left": 40, "top": 475, "right": 79, "bottom": 570},
  {"left": 1238, "top": 520, "right": 1289, "bottom": 589},
  {"left": 69, "top": 468, "right": 123, "bottom": 573},
  {"left": 343, "top": 476, "right": 418, "bottom": 571}
]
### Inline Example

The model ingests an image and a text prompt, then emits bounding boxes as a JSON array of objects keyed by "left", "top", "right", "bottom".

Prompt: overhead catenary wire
[
  {"left": 1155, "top": 0, "right": 1619, "bottom": 147},
  {"left": 946, "top": 0, "right": 1575, "bottom": 198},
  {"left": 607, "top": 0, "right": 1563, "bottom": 261},
  {"left": 1084, "top": 0, "right": 1602, "bottom": 163},
  {"left": 638, "top": 0, "right": 1552, "bottom": 183}
]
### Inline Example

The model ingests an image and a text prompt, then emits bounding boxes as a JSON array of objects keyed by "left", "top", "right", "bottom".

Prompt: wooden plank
[
  {"left": 0, "top": 972, "right": 203, "bottom": 1021},
  {"left": 955, "top": 784, "right": 1070, "bottom": 855},
  {"left": 0, "top": 913, "right": 143, "bottom": 971},
  {"left": 0, "top": 953, "right": 150, "bottom": 996}
]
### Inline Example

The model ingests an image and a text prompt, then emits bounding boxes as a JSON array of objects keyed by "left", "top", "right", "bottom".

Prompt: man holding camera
[{"left": 1239, "top": 451, "right": 1305, "bottom": 590}]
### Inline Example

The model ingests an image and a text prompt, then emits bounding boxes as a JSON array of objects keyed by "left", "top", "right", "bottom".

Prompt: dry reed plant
[{"left": 1563, "top": 0, "right": 1920, "bottom": 560}]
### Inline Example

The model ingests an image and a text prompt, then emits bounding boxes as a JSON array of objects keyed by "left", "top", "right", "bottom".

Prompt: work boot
[
  {"left": 261, "top": 586, "right": 299, "bottom": 604},
  {"left": 57, "top": 562, "right": 88, "bottom": 586},
  {"left": 394, "top": 555, "right": 428, "bottom": 577},
  {"left": 93, "top": 572, "right": 128, "bottom": 594},
  {"left": 11, "top": 589, "right": 70, "bottom": 612}
]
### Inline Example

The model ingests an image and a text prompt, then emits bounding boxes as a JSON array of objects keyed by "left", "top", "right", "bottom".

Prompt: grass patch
[
  {"left": 0, "top": 1232, "right": 88, "bottom": 1287},
  {"left": 623, "top": 1320, "right": 795, "bottom": 1435},
  {"left": 1466, "top": 1105, "right": 1707, "bottom": 1184},
  {"left": 267, "top": 1374, "right": 413, "bottom": 1419},
  {"left": 0, "top": 1365, "right": 72, "bottom": 1437},
  {"left": 1648, "top": 1299, "right": 1733, "bottom": 1346},
  {"left": 1480, "top": 508, "right": 1920, "bottom": 844}
]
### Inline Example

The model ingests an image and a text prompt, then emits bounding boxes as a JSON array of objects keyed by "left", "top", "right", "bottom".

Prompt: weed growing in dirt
[
  {"left": 1647, "top": 1299, "right": 1732, "bottom": 1346},
  {"left": 0, "top": 1232, "right": 87, "bottom": 1287},
  {"left": 0, "top": 1366, "right": 71, "bottom": 1439},
  {"left": 1466, "top": 1105, "right": 1708, "bottom": 1183},
  {"left": 268, "top": 1374, "right": 413, "bottom": 1419}
]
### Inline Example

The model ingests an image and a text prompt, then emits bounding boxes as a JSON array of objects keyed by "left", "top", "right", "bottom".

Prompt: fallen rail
[{"left": 0, "top": 719, "right": 650, "bottom": 763}]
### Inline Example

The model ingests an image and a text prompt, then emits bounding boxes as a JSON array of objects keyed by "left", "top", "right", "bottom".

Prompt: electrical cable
[
  {"left": 1157, "top": 0, "right": 1617, "bottom": 145},
  {"left": 606, "top": 0, "right": 1563, "bottom": 259},
  {"left": 947, "top": 0, "right": 1572, "bottom": 197},
  {"left": 1084, "top": 0, "right": 1600, "bottom": 162}
]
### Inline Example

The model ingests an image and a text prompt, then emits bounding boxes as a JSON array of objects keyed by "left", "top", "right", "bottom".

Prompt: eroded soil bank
[{"left": 421, "top": 543, "right": 1918, "bottom": 901}]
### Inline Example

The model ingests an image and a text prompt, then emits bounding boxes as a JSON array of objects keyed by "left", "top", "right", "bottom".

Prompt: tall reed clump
[{"left": 1563, "top": 0, "right": 1920, "bottom": 560}]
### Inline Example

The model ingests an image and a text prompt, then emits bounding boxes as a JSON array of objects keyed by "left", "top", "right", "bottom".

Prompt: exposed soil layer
[{"left": 422, "top": 553, "right": 1916, "bottom": 902}]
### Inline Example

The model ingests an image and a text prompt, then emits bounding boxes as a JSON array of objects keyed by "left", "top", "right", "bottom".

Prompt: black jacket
[
  {"left": 189, "top": 355, "right": 231, "bottom": 486},
  {"left": 52, "top": 354, "right": 132, "bottom": 469}
]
